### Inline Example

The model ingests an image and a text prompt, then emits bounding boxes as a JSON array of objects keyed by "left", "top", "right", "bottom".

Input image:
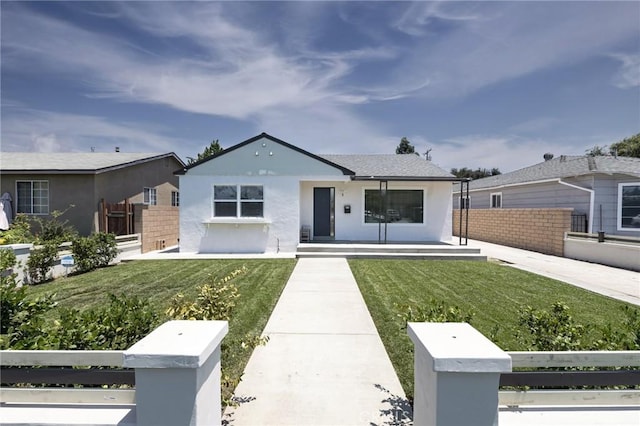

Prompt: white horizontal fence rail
[
  {"left": 0, "top": 320, "right": 229, "bottom": 426},
  {"left": 500, "top": 350, "right": 640, "bottom": 407},
  {"left": 508, "top": 351, "right": 640, "bottom": 368},
  {"left": 0, "top": 350, "right": 125, "bottom": 367},
  {"left": 0, "top": 350, "right": 131, "bottom": 405}
]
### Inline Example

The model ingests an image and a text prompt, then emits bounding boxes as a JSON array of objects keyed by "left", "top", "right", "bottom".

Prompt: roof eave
[{"left": 352, "top": 175, "right": 467, "bottom": 182}]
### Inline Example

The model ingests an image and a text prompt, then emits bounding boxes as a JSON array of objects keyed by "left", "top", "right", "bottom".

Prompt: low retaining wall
[
  {"left": 453, "top": 208, "right": 573, "bottom": 256},
  {"left": 564, "top": 233, "right": 640, "bottom": 272}
]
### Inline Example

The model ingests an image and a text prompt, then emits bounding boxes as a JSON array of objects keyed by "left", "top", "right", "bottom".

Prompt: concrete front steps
[{"left": 296, "top": 243, "right": 487, "bottom": 261}]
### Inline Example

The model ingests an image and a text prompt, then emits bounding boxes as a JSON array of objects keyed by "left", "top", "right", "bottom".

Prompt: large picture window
[
  {"left": 213, "top": 185, "right": 263, "bottom": 218},
  {"left": 364, "top": 189, "right": 423, "bottom": 223},
  {"left": 618, "top": 183, "right": 640, "bottom": 231},
  {"left": 17, "top": 180, "right": 49, "bottom": 215}
]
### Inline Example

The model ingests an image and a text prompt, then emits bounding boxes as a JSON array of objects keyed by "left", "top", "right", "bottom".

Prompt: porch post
[
  {"left": 123, "top": 320, "right": 228, "bottom": 426},
  {"left": 408, "top": 322, "right": 511, "bottom": 426}
]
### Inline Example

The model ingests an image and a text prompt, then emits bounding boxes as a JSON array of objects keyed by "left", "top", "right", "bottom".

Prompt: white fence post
[
  {"left": 123, "top": 320, "right": 228, "bottom": 426},
  {"left": 408, "top": 322, "right": 512, "bottom": 426}
]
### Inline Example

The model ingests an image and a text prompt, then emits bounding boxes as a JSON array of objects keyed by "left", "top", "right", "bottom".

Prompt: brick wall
[
  {"left": 134, "top": 205, "right": 179, "bottom": 253},
  {"left": 453, "top": 208, "right": 573, "bottom": 256}
]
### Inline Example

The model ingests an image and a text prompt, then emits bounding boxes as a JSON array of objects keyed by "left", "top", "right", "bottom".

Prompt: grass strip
[{"left": 349, "top": 259, "right": 636, "bottom": 400}]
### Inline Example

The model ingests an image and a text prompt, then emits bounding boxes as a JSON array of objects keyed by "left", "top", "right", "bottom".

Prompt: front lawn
[
  {"left": 349, "top": 259, "right": 638, "bottom": 400},
  {"left": 26, "top": 259, "right": 297, "bottom": 399}
]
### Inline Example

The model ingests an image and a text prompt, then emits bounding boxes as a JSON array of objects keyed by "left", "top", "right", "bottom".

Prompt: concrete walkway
[
  {"left": 465, "top": 239, "right": 640, "bottom": 306},
  {"left": 223, "top": 258, "right": 410, "bottom": 426}
]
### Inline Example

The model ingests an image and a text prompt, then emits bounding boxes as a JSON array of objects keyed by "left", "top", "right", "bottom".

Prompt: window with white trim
[
  {"left": 16, "top": 180, "right": 49, "bottom": 215},
  {"left": 490, "top": 192, "right": 502, "bottom": 208},
  {"left": 171, "top": 191, "right": 180, "bottom": 207},
  {"left": 143, "top": 187, "right": 157, "bottom": 205},
  {"left": 213, "top": 185, "right": 263, "bottom": 217},
  {"left": 363, "top": 189, "right": 424, "bottom": 223},
  {"left": 618, "top": 182, "right": 640, "bottom": 231}
]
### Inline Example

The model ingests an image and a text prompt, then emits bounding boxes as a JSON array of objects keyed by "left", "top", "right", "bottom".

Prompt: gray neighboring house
[
  {"left": 0, "top": 152, "right": 185, "bottom": 236},
  {"left": 453, "top": 154, "right": 640, "bottom": 236}
]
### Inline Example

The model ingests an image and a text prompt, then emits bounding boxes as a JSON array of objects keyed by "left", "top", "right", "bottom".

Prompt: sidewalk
[
  {"left": 223, "top": 257, "right": 410, "bottom": 426},
  {"left": 465, "top": 239, "right": 640, "bottom": 306}
]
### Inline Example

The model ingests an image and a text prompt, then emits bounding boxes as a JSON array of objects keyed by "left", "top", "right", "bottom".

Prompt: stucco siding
[
  {"left": 179, "top": 174, "right": 307, "bottom": 253},
  {"left": 0, "top": 174, "right": 96, "bottom": 235},
  {"left": 301, "top": 180, "right": 452, "bottom": 243}
]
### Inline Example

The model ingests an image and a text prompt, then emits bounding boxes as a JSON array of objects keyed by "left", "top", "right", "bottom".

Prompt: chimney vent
[
  {"left": 543, "top": 153, "right": 554, "bottom": 161},
  {"left": 115, "top": 147, "right": 120, "bottom": 153}
]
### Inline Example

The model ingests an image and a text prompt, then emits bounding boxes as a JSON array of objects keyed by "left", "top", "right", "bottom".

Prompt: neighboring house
[
  {"left": 453, "top": 154, "right": 640, "bottom": 236},
  {"left": 176, "top": 133, "right": 461, "bottom": 254},
  {"left": 0, "top": 152, "right": 185, "bottom": 250}
]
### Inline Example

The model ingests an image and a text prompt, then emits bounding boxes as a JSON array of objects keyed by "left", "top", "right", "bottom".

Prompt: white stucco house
[{"left": 176, "top": 133, "right": 462, "bottom": 254}]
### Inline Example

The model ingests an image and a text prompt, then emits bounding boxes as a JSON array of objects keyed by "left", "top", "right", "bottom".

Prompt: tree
[
  {"left": 450, "top": 167, "right": 501, "bottom": 180},
  {"left": 396, "top": 137, "right": 418, "bottom": 155},
  {"left": 585, "top": 145, "right": 608, "bottom": 157},
  {"left": 610, "top": 133, "right": 640, "bottom": 158},
  {"left": 585, "top": 133, "right": 640, "bottom": 158},
  {"left": 187, "top": 139, "right": 223, "bottom": 165}
]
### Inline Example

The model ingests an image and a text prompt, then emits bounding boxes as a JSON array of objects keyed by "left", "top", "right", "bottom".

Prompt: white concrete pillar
[
  {"left": 408, "top": 322, "right": 512, "bottom": 426},
  {"left": 123, "top": 320, "right": 228, "bottom": 426}
]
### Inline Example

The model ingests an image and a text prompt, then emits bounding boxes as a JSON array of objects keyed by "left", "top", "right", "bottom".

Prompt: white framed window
[
  {"left": 213, "top": 185, "right": 263, "bottom": 217},
  {"left": 143, "top": 187, "right": 157, "bottom": 205},
  {"left": 16, "top": 180, "right": 49, "bottom": 215},
  {"left": 363, "top": 189, "right": 424, "bottom": 223},
  {"left": 171, "top": 191, "right": 180, "bottom": 207},
  {"left": 490, "top": 192, "right": 502, "bottom": 208},
  {"left": 460, "top": 196, "right": 470, "bottom": 209},
  {"left": 618, "top": 182, "right": 640, "bottom": 231}
]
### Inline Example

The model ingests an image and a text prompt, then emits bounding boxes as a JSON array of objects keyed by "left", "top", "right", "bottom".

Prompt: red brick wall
[
  {"left": 134, "top": 205, "right": 179, "bottom": 253},
  {"left": 453, "top": 208, "right": 573, "bottom": 256}
]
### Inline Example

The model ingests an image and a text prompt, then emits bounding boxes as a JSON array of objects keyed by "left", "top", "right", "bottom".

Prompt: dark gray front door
[{"left": 313, "top": 187, "right": 334, "bottom": 239}]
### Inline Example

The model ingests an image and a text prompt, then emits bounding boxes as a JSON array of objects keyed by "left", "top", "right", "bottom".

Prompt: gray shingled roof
[
  {"left": 321, "top": 154, "right": 454, "bottom": 179},
  {"left": 0, "top": 152, "right": 183, "bottom": 173},
  {"left": 465, "top": 155, "right": 640, "bottom": 190}
]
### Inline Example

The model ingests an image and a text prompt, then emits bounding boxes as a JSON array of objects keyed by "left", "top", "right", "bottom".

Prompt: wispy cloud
[
  {"left": 1, "top": 106, "right": 181, "bottom": 154},
  {"left": 609, "top": 53, "right": 640, "bottom": 89},
  {"left": 387, "top": 1, "right": 640, "bottom": 98}
]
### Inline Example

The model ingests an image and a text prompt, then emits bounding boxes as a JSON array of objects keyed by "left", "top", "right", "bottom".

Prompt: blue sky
[{"left": 1, "top": 1, "right": 639, "bottom": 173}]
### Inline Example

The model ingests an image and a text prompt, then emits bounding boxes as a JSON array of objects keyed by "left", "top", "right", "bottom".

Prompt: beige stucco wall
[{"left": 453, "top": 208, "right": 573, "bottom": 256}]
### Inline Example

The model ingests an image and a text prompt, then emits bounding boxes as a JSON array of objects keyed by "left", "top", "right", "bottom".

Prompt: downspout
[{"left": 558, "top": 179, "right": 595, "bottom": 234}]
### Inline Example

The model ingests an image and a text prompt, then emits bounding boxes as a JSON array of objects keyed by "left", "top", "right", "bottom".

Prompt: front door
[{"left": 313, "top": 187, "right": 334, "bottom": 239}]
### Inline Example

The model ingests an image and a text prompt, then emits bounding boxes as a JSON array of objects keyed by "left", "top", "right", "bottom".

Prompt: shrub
[
  {"left": 92, "top": 232, "right": 118, "bottom": 268},
  {"left": 516, "top": 302, "right": 585, "bottom": 351},
  {"left": 592, "top": 306, "right": 640, "bottom": 351},
  {"left": 26, "top": 241, "right": 59, "bottom": 284},
  {"left": 0, "top": 214, "right": 33, "bottom": 245},
  {"left": 0, "top": 279, "right": 57, "bottom": 349},
  {"left": 72, "top": 232, "right": 118, "bottom": 273},
  {"left": 395, "top": 298, "right": 474, "bottom": 328},
  {"left": 1, "top": 283, "right": 158, "bottom": 350},
  {"left": 166, "top": 267, "right": 245, "bottom": 321},
  {"left": 34, "top": 208, "right": 77, "bottom": 244},
  {"left": 55, "top": 294, "right": 159, "bottom": 350}
]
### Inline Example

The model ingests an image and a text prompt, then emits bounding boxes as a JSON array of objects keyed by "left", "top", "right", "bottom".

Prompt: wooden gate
[{"left": 100, "top": 199, "right": 133, "bottom": 235}]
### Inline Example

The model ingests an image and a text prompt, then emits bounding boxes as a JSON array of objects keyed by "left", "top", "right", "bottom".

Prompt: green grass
[
  {"left": 27, "top": 259, "right": 297, "bottom": 396},
  {"left": 349, "top": 259, "right": 638, "bottom": 400}
]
